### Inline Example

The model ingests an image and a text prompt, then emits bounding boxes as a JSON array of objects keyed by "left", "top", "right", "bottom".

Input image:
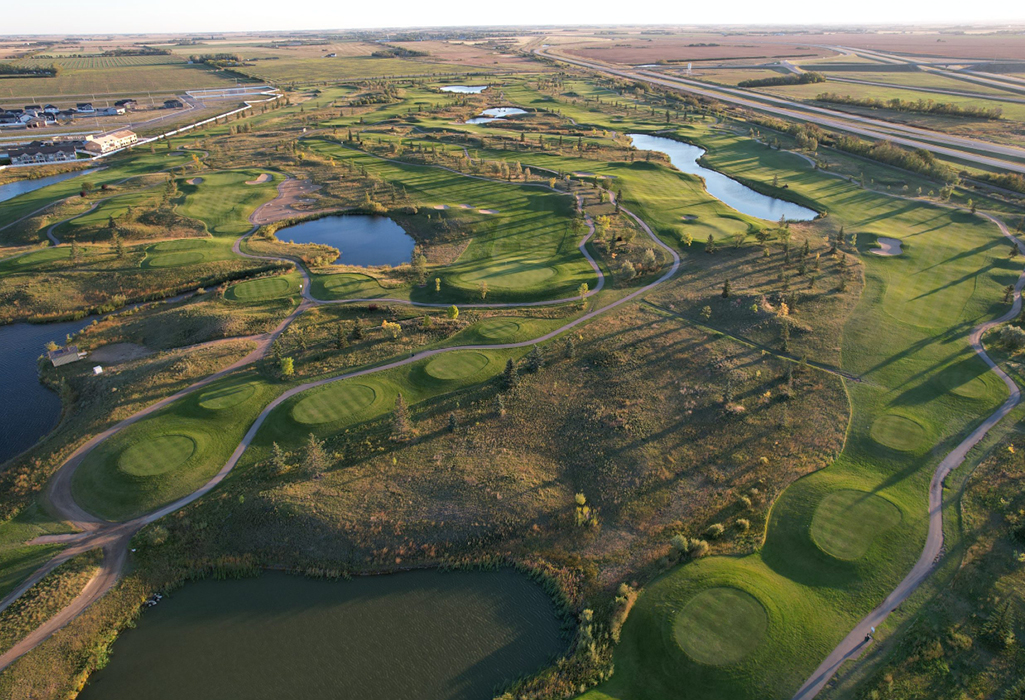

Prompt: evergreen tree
[
  {"left": 392, "top": 393, "right": 413, "bottom": 441},
  {"left": 722, "top": 279, "right": 731, "bottom": 298},
  {"left": 494, "top": 393, "right": 506, "bottom": 416},
  {"left": 564, "top": 337, "right": 576, "bottom": 358},
  {"left": 501, "top": 358, "right": 518, "bottom": 390},
  {"left": 706, "top": 234, "right": 716, "bottom": 254},
  {"left": 351, "top": 318, "right": 364, "bottom": 340},
  {"left": 525, "top": 344, "right": 544, "bottom": 373},
  {"left": 448, "top": 412, "right": 458, "bottom": 431},
  {"left": 301, "top": 433, "right": 328, "bottom": 477},
  {"left": 336, "top": 323, "right": 348, "bottom": 350},
  {"left": 270, "top": 442, "right": 290, "bottom": 475}
]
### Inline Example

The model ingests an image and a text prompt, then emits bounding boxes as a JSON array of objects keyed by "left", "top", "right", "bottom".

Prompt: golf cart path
[
  {"left": 793, "top": 212, "right": 1025, "bottom": 699},
  {"left": 0, "top": 168, "right": 676, "bottom": 672}
]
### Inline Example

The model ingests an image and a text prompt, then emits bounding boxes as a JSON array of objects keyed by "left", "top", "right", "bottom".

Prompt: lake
[
  {"left": 0, "top": 168, "right": 97, "bottom": 204},
  {"left": 276, "top": 215, "right": 416, "bottom": 267},
  {"left": 627, "top": 133, "right": 817, "bottom": 222},
  {"left": 78, "top": 569, "right": 567, "bottom": 700},
  {"left": 466, "top": 107, "right": 527, "bottom": 124},
  {"left": 441, "top": 85, "right": 489, "bottom": 94},
  {"left": 0, "top": 318, "right": 90, "bottom": 465}
]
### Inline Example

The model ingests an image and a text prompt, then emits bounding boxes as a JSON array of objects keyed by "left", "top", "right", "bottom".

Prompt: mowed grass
[
  {"left": 141, "top": 237, "right": 235, "bottom": 269},
  {"left": 584, "top": 127, "right": 1017, "bottom": 700},
  {"left": 309, "top": 271, "right": 391, "bottom": 301},
  {"left": 226, "top": 273, "right": 303, "bottom": 302},
  {"left": 305, "top": 140, "right": 598, "bottom": 303},
  {"left": 176, "top": 169, "right": 281, "bottom": 236},
  {"left": 71, "top": 372, "right": 278, "bottom": 521},
  {"left": 673, "top": 587, "right": 769, "bottom": 665}
]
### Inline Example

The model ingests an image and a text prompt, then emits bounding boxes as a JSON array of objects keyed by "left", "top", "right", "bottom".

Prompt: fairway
[
  {"left": 673, "top": 587, "right": 769, "bottom": 666},
  {"left": 177, "top": 170, "right": 281, "bottom": 236},
  {"left": 424, "top": 351, "right": 490, "bottom": 380},
  {"left": 810, "top": 490, "right": 903, "bottom": 560},
  {"left": 199, "top": 383, "right": 258, "bottom": 410},
  {"left": 117, "top": 435, "right": 196, "bottom": 477},
  {"left": 292, "top": 383, "right": 378, "bottom": 424},
  {"left": 145, "top": 251, "right": 205, "bottom": 268},
  {"left": 869, "top": 414, "right": 928, "bottom": 453}
]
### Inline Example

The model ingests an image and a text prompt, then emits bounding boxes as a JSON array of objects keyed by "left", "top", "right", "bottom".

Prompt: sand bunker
[
  {"left": 871, "top": 237, "right": 904, "bottom": 256},
  {"left": 245, "top": 173, "right": 272, "bottom": 185},
  {"left": 434, "top": 204, "right": 450, "bottom": 210},
  {"left": 458, "top": 204, "right": 473, "bottom": 209},
  {"left": 478, "top": 209, "right": 498, "bottom": 215},
  {"left": 187, "top": 177, "right": 203, "bottom": 185},
  {"left": 681, "top": 214, "right": 698, "bottom": 221}
]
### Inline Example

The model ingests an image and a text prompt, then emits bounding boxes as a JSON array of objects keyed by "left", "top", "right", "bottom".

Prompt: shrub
[
  {"left": 736, "top": 518, "right": 751, "bottom": 532},
  {"left": 705, "top": 523, "right": 725, "bottom": 539},
  {"left": 999, "top": 325, "right": 1025, "bottom": 350}
]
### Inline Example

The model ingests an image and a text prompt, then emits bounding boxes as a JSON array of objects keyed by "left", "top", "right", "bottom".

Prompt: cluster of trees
[
  {"left": 738, "top": 71, "right": 825, "bottom": 88},
  {"left": 370, "top": 45, "right": 429, "bottom": 58},
  {"left": 0, "top": 62, "right": 59, "bottom": 77},
  {"left": 833, "top": 135, "right": 958, "bottom": 183},
  {"left": 101, "top": 47, "right": 171, "bottom": 57},
  {"left": 815, "top": 92, "right": 1003, "bottom": 120},
  {"left": 977, "top": 171, "right": 1025, "bottom": 194},
  {"left": 188, "top": 53, "right": 243, "bottom": 67}
]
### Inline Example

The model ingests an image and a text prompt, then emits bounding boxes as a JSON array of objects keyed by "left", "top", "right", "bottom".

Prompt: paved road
[
  {"left": 792, "top": 212, "right": 1025, "bottom": 699},
  {"left": 536, "top": 49, "right": 1025, "bottom": 174},
  {"left": 0, "top": 166, "right": 679, "bottom": 672}
]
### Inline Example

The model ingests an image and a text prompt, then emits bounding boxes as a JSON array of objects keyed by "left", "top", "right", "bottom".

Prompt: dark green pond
[{"left": 78, "top": 569, "right": 567, "bottom": 700}]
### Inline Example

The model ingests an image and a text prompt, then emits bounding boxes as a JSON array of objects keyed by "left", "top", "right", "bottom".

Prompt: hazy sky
[{"left": 4, "top": 0, "right": 1023, "bottom": 35}]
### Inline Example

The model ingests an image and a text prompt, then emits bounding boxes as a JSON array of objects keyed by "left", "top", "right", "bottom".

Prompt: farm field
[
  {"left": 0, "top": 63, "right": 241, "bottom": 100},
  {"left": 0, "top": 27, "right": 1024, "bottom": 700}
]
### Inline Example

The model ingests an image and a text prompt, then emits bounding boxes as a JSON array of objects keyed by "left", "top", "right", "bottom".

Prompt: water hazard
[{"left": 275, "top": 215, "right": 416, "bottom": 267}]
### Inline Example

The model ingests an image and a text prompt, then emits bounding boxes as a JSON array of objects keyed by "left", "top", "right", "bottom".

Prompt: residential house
[
  {"left": 163, "top": 99, "right": 183, "bottom": 109},
  {"left": 75, "top": 102, "right": 95, "bottom": 113},
  {"left": 9, "top": 141, "right": 78, "bottom": 164},
  {"left": 47, "top": 346, "right": 86, "bottom": 367}
]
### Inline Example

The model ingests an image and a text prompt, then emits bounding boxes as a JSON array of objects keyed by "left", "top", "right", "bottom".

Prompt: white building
[{"left": 83, "top": 129, "right": 137, "bottom": 155}]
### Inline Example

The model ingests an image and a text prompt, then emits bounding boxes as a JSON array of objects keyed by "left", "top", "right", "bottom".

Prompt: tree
[
  {"left": 700, "top": 306, "right": 712, "bottom": 321},
  {"left": 501, "top": 358, "right": 518, "bottom": 390},
  {"left": 722, "top": 279, "right": 732, "bottom": 298},
  {"left": 279, "top": 356, "right": 294, "bottom": 377},
  {"left": 494, "top": 393, "right": 506, "bottom": 417},
  {"left": 969, "top": 198, "right": 977, "bottom": 215},
  {"left": 412, "top": 251, "right": 428, "bottom": 285},
  {"left": 270, "top": 442, "right": 290, "bottom": 475},
  {"left": 381, "top": 320, "right": 401, "bottom": 338},
  {"left": 525, "top": 344, "right": 544, "bottom": 373},
  {"left": 435, "top": 277, "right": 441, "bottom": 293},
  {"left": 478, "top": 281, "right": 488, "bottom": 300},
  {"left": 336, "top": 323, "right": 348, "bottom": 350},
  {"left": 564, "top": 337, "right": 576, "bottom": 358},
  {"left": 1005, "top": 285, "right": 1016, "bottom": 304},
  {"left": 71, "top": 239, "right": 81, "bottom": 262},
  {"left": 392, "top": 393, "right": 413, "bottom": 441},
  {"left": 641, "top": 247, "right": 657, "bottom": 270},
  {"left": 351, "top": 319, "right": 364, "bottom": 340},
  {"left": 706, "top": 234, "right": 716, "bottom": 254},
  {"left": 113, "top": 231, "right": 125, "bottom": 259},
  {"left": 447, "top": 305, "right": 459, "bottom": 320},
  {"left": 578, "top": 282, "right": 589, "bottom": 302},
  {"left": 301, "top": 433, "right": 328, "bottom": 477}
]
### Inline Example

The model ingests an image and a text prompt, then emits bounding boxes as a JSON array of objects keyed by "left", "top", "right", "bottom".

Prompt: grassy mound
[
  {"left": 673, "top": 587, "right": 769, "bottom": 666},
  {"left": 424, "top": 351, "right": 490, "bottom": 381},
  {"left": 199, "top": 382, "right": 257, "bottom": 410},
  {"left": 229, "top": 276, "right": 292, "bottom": 301},
  {"left": 292, "top": 383, "right": 378, "bottom": 425},
  {"left": 869, "top": 414, "right": 928, "bottom": 453},
  {"left": 478, "top": 318, "right": 522, "bottom": 340},
  {"left": 117, "top": 435, "right": 196, "bottom": 477},
  {"left": 810, "top": 490, "right": 903, "bottom": 560}
]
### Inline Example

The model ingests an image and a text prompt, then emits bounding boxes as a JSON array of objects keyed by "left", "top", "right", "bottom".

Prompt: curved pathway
[
  {"left": 793, "top": 212, "right": 1025, "bottom": 699},
  {"left": 0, "top": 164, "right": 678, "bottom": 672}
]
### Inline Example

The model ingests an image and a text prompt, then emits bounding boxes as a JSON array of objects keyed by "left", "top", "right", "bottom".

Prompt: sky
[{"left": 3, "top": 0, "right": 1024, "bottom": 35}]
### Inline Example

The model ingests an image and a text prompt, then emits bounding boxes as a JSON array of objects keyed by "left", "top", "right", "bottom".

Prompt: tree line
[
  {"left": 815, "top": 92, "right": 1003, "bottom": 120},
  {"left": 738, "top": 72, "right": 825, "bottom": 88}
]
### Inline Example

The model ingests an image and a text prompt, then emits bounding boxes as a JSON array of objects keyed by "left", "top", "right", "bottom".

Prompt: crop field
[
  {"left": 235, "top": 57, "right": 480, "bottom": 84},
  {"left": 820, "top": 70, "right": 1025, "bottom": 98},
  {"left": 16, "top": 55, "right": 188, "bottom": 69},
  {"left": 0, "top": 63, "right": 241, "bottom": 100}
]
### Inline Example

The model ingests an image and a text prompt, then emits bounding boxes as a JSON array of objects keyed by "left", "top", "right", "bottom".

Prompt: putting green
[
  {"left": 320, "top": 273, "right": 379, "bottom": 298},
  {"left": 147, "top": 251, "right": 205, "bottom": 268},
  {"left": 199, "top": 383, "right": 257, "bottom": 410},
  {"left": 477, "top": 318, "right": 522, "bottom": 340},
  {"left": 425, "top": 351, "right": 490, "bottom": 380},
  {"left": 230, "top": 276, "right": 291, "bottom": 301},
  {"left": 869, "top": 414, "right": 928, "bottom": 452},
  {"left": 937, "top": 362, "right": 992, "bottom": 399},
  {"left": 810, "top": 490, "right": 903, "bottom": 560},
  {"left": 117, "top": 435, "right": 196, "bottom": 477},
  {"left": 292, "top": 383, "right": 377, "bottom": 425},
  {"left": 673, "top": 587, "right": 768, "bottom": 666}
]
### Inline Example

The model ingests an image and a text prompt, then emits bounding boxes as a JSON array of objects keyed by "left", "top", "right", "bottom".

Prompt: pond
[
  {"left": 627, "top": 134, "right": 817, "bottom": 222},
  {"left": 0, "top": 318, "right": 90, "bottom": 465},
  {"left": 78, "top": 569, "right": 568, "bottom": 700},
  {"left": 441, "top": 85, "right": 489, "bottom": 94},
  {"left": 0, "top": 168, "right": 97, "bottom": 204},
  {"left": 276, "top": 215, "right": 416, "bottom": 267},
  {"left": 466, "top": 107, "right": 527, "bottom": 124}
]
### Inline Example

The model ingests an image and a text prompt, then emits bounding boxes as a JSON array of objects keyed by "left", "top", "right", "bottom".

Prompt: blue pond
[
  {"left": 0, "top": 169, "right": 96, "bottom": 204},
  {"left": 628, "top": 133, "right": 817, "bottom": 222},
  {"left": 440, "top": 85, "right": 488, "bottom": 94},
  {"left": 466, "top": 107, "right": 527, "bottom": 124},
  {"left": 276, "top": 215, "right": 416, "bottom": 267}
]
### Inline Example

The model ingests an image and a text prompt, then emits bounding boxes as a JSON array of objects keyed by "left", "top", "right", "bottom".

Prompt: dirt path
[{"left": 793, "top": 213, "right": 1025, "bottom": 699}]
